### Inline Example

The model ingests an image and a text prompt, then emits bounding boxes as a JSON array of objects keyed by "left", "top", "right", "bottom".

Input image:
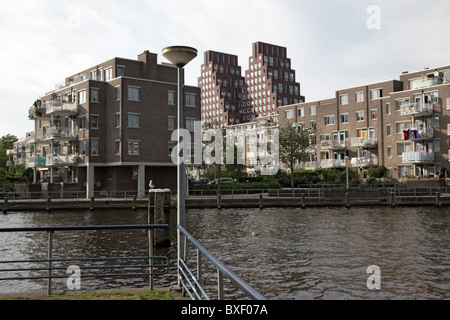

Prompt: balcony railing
[
  {"left": 26, "top": 157, "right": 46, "bottom": 168},
  {"left": 45, "top": 127, "right": 77, "bottom": 140},
  {"left": 304, "top": 162, "right": 321, "bottom": 170},
  {"left": 320, "top": 159, "right": 346, "bottom": 169},
  {"left": 400, "top": 103, "right": 434, "bottom": 116},
  {"left": 44, "top": 101, "right": 78, "bottom": 115},
  {"left": 351, "top": 137, "right": 378, "bottom": 148},
  {"left": 351, "top": 157, "right": 379, "bottom": 167},
  {"left": 46, "top": 154, "right": 78, "bottom": 167},
  {"left": 28, "top": 107, "right": 47, "bottom": 119},
  {"left": 320, "top": 140, "right": 346, "bottom": 150},
  {"left": 402, "top": 152, "right": 435, "bottom": 163}
]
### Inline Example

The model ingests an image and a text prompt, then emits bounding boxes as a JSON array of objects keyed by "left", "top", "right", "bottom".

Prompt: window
[
  {"left": 285, "top": 110, "right": 294, "bottom": 119},
  {"left": 115, "top": 113, "right": 121, "bottom": 128},
  {"left": 395, "top": 98, "right": 409, "bottom": 111},
  {"left": 340, "top": 94, "right": 348, "bottom": 106},
  {"left": 310, "top": 121, "right": 316, "bottom": 129},
  {"left": 79, "top": 140, "right": 87, "bottom": 156},
  {"left": 433, "top": 139, "right": 441, "bottom": 153},
  {"left": 115, "top": 140, "right": 120, "bottom": 155},
  {"left": 128, "top": 141, "right": 140, "bottom": 155},
  {"left": 128, "top": 113, "right": 140, "bottom": 128},
  {"left": 298, "top": 108, "right": 305, "bottom": 117},
  {"left": 371, "top": 109, "right": 378, "bottom": 120},
  {"left": 396, "top": 121, "right": 411, "bottom": 134},
  {"left": 115, "top": 86, "right": 121, "bottom": 101},
  {"left": 168, "top": 91, "right": 175, "bottom": 105},
  {"left": 447, "top": 98, "right": 450, "bottom": 110},
  {"left": 356, "top": 111, "right": 365, "bottom": 122},
  {"left": 90, "top": 71, "right": 97, "bottom": 80},
  {"left": 117, "top": 66, "right": 125, "bottom": 77},
  {"left": 397, "top": 142, "right": 411, "bottom": 156},
  {"left": 168, "top": 117, "right": 175, "bottom": 131},
  {"left": 356, "top": 92, "right": 365, "bottom": 103},
  {"left": 78, "top": 91, "right": 86, "bottom": 104},
  {"left": 91, "top": 115, "right": 99, "bottom": 129},
  {"left": 91, "top": 139, "right": 99, "bottom": 156},
  {"left": 386, "top": 103, "right": 391, "bottom": 115},
  {"left": 90, "top": 88, "right": 99, "bottom": 103},
  {"left": 387, "top": 146, "right": 392, "bottom": 158},
  {"left": 341, "top": 114, "right": 349, "bottom": 124},
  {"left": 370, "top": 89, "right": 382, "bottom": 100},
  {"left": 387, "top": 125, "right": 392, "bottom": 136},
  {"left": 105, "top": 68, "right": 113, "bottom": 81},
  {"left": 186, "top": 119, "right": 195, "bottom": 133},
  {"left": 128, "top": 86, "right": 140, "bottom": 102},
  {"left": 168, "top": 142, "right": 176, "bottom": 157},
  {"left": 324, "top": 115, "right": 335, "bottom": 126},
  {"left": 78, "top": 116, "right": 87, "bottom": 130},
  {"left": 186, "top": 93, "right": 196, "bottom": 107},
  {"left": 310, "top": 106, "right": 316, "bottom": 116}
]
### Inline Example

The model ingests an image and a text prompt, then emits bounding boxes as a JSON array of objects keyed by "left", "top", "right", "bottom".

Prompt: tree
[
  {"left": 0, "top": 134, "right": 18, "bottom": 169},
  {"left": 279, "top": 123, "right": 315, "bottom": 189}
]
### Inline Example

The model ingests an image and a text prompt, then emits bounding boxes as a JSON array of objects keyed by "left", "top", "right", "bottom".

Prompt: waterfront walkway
[{"left": 2, "top": 187, "right": 450, "bottom": 212}]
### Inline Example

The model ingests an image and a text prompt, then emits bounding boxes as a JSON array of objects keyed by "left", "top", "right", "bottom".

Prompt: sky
[{"left": 0, "top": 0, "right": 449, "bottom": 139}]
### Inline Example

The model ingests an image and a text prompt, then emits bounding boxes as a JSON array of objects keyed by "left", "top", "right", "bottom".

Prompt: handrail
[
  {"left": 178, "top": 225, "right": 266, "bottom": 301},
  {"left": 0, "top": 225, "right": 168, "bottom": 233},
  {"left": 0, "top": 224, "right": 169, "bottom": 295}
]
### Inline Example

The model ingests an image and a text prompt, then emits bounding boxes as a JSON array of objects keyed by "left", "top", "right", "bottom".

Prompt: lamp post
[
  {"left": 345, "top": 156, "right": 350, "bottom": 190},
  {"left": 162, "top": 46, "right": 197, "bottom": 289}
]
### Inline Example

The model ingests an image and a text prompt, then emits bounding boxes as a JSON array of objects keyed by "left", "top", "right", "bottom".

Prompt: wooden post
[
  {"left": 259, "top": 194, "right": 263, "bottom": 210},
  {"left": 46, "top": 197, "right": 52, "bottom": 212},
  {"left": 217, "top": 194, "right": 222, "bottom": 210}
]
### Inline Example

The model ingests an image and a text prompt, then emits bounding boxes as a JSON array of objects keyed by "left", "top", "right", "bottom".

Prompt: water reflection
[{"left": 0, "top": 206, "right": 449, "bottom": 300}]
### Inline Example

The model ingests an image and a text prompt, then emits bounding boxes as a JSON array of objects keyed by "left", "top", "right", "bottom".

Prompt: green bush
[{"left": 367, "top": 166, "right": 388, "bottom": 179}]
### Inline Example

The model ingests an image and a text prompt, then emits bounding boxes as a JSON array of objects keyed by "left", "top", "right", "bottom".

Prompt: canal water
[{"left": 0, "top": 206, "right": 448, "bottom": 300}]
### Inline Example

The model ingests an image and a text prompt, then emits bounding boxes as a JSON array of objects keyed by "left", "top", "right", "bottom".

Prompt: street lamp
[
  {"left": 162, "top": 45, "right": 197, "bottom": 289},
  {"left": 345, "top": 156, "right": 350, "bottom": 190}
]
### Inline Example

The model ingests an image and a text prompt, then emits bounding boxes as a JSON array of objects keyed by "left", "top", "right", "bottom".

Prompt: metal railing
[
  {"left": 0, "top": 225, "right": 169, "bottom": 295},
  {"left": 177, "top": 226, "right": 266, "bottom": 301}
]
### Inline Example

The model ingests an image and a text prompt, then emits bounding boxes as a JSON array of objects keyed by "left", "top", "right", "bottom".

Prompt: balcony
[
  {"left": 351, "top": 137, "right": 378, "bottom": 148},
  {"left": 26, "top": 157, "right": 46, "bottom": 168},
  {"left": 402, "top": 152, "right": 435, "bottom": 164},
  {"left": 320, "top": 159, "right": 346, "bottom": 169},
  {"left": 304, "top": 162, "right": 320, "bottom": 170},
  {"left": 402, "top": 127, "right": 434, "bottom": 141},
  {"left": 46, "top": 154, "right": 78, "bottom": 167},
  {"left": 400, "top": 103, "right": 434, "bottom": 117},
  {"left": 45, "top": 127, "right": 77, "bottom": 141},
  {"left": 351, "top": 157, "right": 379, "bottom": 168},
  {"left": 28, "top": 107, "right": 48, "bottom": 120},
  {"left": 44, "top": 101, "right": 78, "bottom": 117},
  {"left": 321, "top": 140, "right": 346, "bottom": 150}
]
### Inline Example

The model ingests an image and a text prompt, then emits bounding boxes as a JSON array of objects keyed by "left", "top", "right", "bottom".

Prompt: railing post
[
  {"left": 47, "top": 231, "right": 54, "bottom": 295},
  {"left": 218, "top": 270, "right": 224, "bottom": 300},
  {"left": 197, "top": 249, "right": 202, "bottom": 292}
]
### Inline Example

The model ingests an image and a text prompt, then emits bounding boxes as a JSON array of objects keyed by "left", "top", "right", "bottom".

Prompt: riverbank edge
[
  {"left": 0, "top": 287, "right": 190, "bottom": 300},
  {"left": 1, "top": 197, "right": 449, "bottom": 212}
]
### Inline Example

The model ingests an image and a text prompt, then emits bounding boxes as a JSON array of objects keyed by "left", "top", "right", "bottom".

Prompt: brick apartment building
[
  {"left": 199, "top": 42, "right": 304, "bottom": 129},
  {"left": 25, "top": 50, "right": 200, "bottom": 198},
  {"left": 278, "top": 65, "right": 450, "bottom": 180},
  {"left": 199, "top": 51, "right": 245, "bottom": 129}
]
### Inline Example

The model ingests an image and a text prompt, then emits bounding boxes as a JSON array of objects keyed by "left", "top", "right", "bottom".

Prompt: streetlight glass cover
[{"left": 162, "top": 46, "right": 198, "bottom": 68}]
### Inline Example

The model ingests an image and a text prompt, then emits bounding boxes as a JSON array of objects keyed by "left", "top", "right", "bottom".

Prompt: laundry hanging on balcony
[
  {"left": 403, "top": 129, "right": 410, "bottom": 140},
  {"left": 410, "top": 128, "right": 421, "bottom": 140},
  {"left": 403, "top": 128, "right": 421, "bottom": 140}
]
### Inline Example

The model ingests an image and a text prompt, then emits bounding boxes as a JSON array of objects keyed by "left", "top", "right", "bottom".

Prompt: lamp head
[{"left": 162, "top": 46, "right": 198, "bottom": 68}]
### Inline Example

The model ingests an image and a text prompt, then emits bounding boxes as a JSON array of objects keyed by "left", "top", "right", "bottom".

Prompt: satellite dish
[{"left": 149, "top": 180, "right": 155, "bottom": 189}]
